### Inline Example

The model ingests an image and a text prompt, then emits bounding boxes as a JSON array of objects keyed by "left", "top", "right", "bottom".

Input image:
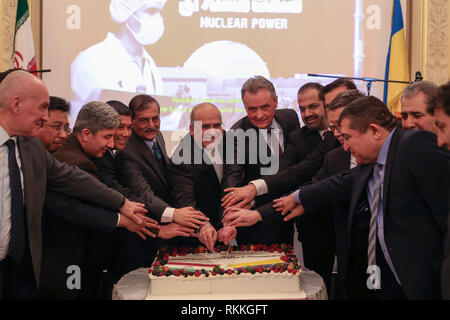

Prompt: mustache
[{"left": 305, "top": 115, "right": 318, "bottom": 122}]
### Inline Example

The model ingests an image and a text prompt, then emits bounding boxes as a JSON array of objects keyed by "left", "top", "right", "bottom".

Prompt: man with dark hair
[
  {"left": 115, "top": 95, "right": 208, "bottom": 271},
  {"left": 47, "top": 101, "right": 159, "bottom": 299},
  {"left": 39, "top": 99, "right": 155, "bottom": 300},
  {"left": 323, "top": 78, "right": 358, "bottom": 108},
  {"left": 220, "top": 76, "right": 300, "bottom": 244},
  {"left": 37, "top": 96, "right": 71, "bottom": 153},
  {"left": 0, "top": 71, "right": 149, "bottom": 299},
  {"left": 427, "top": 81, "right": 450, "bottom": 300},
  {"left": 274, "top": 96, "right": 449, "bottom": 299},
  {"left": 309, "top": 89, "right": 364, "bottom": 298},
  {"left": 93, "top": 99, "right": 194, "bottom": 282},
  {"left": 400, "top": 81, "right": 438, "bottom": 133},
  {"left": 427, "top": 81, "right": 450, "bottom": 149}
]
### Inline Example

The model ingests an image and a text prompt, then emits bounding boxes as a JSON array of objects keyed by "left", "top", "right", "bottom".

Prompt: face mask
[{"left": 127, "top": 12, "right": 164, "bottom": 46}]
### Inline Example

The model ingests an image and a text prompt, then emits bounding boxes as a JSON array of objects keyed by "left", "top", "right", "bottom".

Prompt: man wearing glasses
[{"left": 37, "top": 96, "right": 72, "bottom": 153}]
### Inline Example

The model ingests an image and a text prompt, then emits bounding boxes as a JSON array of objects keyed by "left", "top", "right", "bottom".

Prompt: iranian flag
[{"left": 13, "top": 0, "right": 37, "bottom": 72}]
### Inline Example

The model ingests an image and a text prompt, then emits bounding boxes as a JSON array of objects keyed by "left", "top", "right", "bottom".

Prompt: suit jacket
[
  {"left": 442, "top": 190, "right": 450, "bottom": 300},
  {"left": 222, "top": 109, "right": 300, "bottom": 201},
  {"left": 115, "top": 131, "right": 170, "bottom": 222},
  {"left": 92, "top": 150, "right": 143, "bottom": 204},
  {"left": 15, "top": 135, "right": 124, "bottom": 287},
  {"left": 311, "top": 146, "right": 352, "bottom": 298},
  {"left": 40, "top": 134, "right": 120, "bottom": 298},
  {"left": 299, "top": 129, "right": 450, "bottom": 299},
  {"left": 168, "top": 134, "right": 225, "bottom": 230},
  {"left": 263, "top": 130, "right": 340, "bottom": 199}
]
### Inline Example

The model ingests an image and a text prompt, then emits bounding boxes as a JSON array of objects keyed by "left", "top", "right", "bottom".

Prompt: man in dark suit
[
  {"left": 115, "top": 95, "right": 208, "bottom": 270},
  {"left": 93, "top": 100, "right": 193, "bottom": 282},
  {"left": 308, "top": 90, "right": 363, "bottom": 299},
  {"left": 222, "top": 78, "right": 357, "bottom": 207},
  {"left": 0, "top": 70, "right": 149, "bottom": 299},
  {"left": 427, "top": 81, "right": 450, "bottom": 300},
  {"left": 38, "top": 97, "right": 155, "bottom": 300},
  {"left": 222, "top": 82, "right": 357, "bottom": 291},
  {"left": 275, "top": 96, "right": 449, "bottom": 299},
  {"left": 219, "top": 76, "right": 299, "bottom": 244},
  {"left": 48, "top": 101, "right": 158, "bottom": 299},
  {"left": 169, "top": 103, "right": 238, "bottom": 250}
]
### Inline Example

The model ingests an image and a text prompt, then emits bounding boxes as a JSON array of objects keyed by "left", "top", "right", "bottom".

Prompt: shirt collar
[
  {"left": 144, "top": 139, "right": 155, "bottom": 150},
  {"left": 0, "top": 124, "right": 13, "bottom": 146},
  {"left": 376, "top": 127, "right": 396, "bottom": 166},
  {"left": 269, "top": 118, "right": 281, "bottom": 131}
]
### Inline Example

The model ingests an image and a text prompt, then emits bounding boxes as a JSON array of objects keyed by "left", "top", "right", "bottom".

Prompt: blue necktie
[
  {"left": 152, "top": 142, "right": 165, "bottom": 173},
  {"left": 5, "top": 139, "right": 25, "bottom": 264},
  {"left": 368, "top": 163, "right": 382, "bottom": 268},
  {"left": 152, "top": 142, "right": 162, "bottom": 161}
]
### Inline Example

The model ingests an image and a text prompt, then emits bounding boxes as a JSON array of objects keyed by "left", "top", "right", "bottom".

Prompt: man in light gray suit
[{"left": 0, "top": 70, "right": 150, "bottom": 299}]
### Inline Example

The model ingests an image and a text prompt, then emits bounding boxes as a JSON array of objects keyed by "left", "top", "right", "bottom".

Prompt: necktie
[
  {"left": 152, "top": 142, "right": 165, "bottom": 173},
  {"left": 5, "top": 139, "right": 26, "bottom": 264},
  {"left": 368, "top": 163, "right": 382, "bottom": 268}
]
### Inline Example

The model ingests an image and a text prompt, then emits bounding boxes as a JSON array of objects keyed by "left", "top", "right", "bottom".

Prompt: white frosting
[{"left": 148, "top": 249, "right": 302, "bottom": 296}]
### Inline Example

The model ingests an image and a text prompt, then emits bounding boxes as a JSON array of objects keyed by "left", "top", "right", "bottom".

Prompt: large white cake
[{"left": 146, "top": 244, "right": 306, "bottom": 300}]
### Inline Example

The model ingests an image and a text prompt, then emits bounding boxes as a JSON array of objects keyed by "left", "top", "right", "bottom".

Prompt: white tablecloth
[{"left": 112, "top": 267, "right": 328, "bottom": 300}]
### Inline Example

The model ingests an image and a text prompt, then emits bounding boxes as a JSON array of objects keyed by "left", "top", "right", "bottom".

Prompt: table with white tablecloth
[{"left": 112, "top": 267, "right": 327, "bottom": 300}]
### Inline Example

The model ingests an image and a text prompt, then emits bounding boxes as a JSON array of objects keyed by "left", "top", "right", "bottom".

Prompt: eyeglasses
[
  {"left": 329, "top": 124, "right": 340, "bottom": 132},
  {"left": 44, "top": 123, "right": 72, "bottom": 134}
]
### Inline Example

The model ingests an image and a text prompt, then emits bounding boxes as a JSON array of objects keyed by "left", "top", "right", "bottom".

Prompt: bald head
[
  {"left": 189, "top": 103, "right": 223, "bottom": 148},
  {"left": 0, "top": 70, "right": 48, "bottom": 107},
  {"left": 190, "top": 103, "right": 222, "bottom": 125},
  {"left": 0, "top": 70, "right": 50, "bottom": 136}
]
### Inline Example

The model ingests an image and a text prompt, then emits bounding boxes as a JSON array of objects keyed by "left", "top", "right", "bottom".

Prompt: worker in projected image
[{"left": 71, "top": 0, "right": 166, "bottom": 116}]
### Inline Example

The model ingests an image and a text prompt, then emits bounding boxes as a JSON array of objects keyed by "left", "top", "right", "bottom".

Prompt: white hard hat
[{"left": 109, "top": 0, "right": 167, "bottom": 23}]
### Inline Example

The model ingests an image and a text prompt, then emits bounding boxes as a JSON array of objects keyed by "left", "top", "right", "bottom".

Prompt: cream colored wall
[{"left": 410, "top": 0, "right": 449, "bottom": 85}]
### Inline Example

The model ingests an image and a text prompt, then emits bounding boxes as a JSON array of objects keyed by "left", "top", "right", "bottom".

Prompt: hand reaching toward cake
[
  {"left": 217, "top": 226, "right": 237, "bottom": 245},
  {"left": 195, "top": 222, "right": 217, "bottom": 252},
  {"left": 173, "top": 207, "right": 209, "bottom": 230},
  {"left": 158, "top": 222, "right": 196, "bottom": 239},
  {"left": 118, "top": 213, "right": 159, "bottom": 240},
  {"left": 221, "top": 208, "right": 262, "bottom": 227},
  {"left": 221, "top": 184, "right": 257, "bottom": 209},
  {"left": 273, "top": 192, "right": 306, "bottom": 221}
]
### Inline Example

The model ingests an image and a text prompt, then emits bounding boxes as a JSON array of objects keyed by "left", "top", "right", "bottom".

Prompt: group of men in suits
[{"left": 0, "top": 67, "right": 448, "bottom": 300}]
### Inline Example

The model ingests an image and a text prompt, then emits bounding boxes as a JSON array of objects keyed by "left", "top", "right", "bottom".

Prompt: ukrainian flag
[{"left": 383, "top": 0, "right": 409, "bottom": 116}]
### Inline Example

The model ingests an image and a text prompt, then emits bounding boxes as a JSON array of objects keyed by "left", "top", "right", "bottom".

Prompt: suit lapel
[
  {"left": 274, "top": 110, "right": 290, "bottom": 148},
  {"left": 156, "top": 132, "right": 169, "bottom": 165},
  {"left": 382, "top": 129, "right": 401, "bottom": 216},
  {"left": 132, "top": 133, "right": 168, "bottom": 186},
  {"left": 347, "top": 164, "right": 374, "bottom": 238},
  {"left": 17, "top": 137, "right": 34, "bottom": 232}
]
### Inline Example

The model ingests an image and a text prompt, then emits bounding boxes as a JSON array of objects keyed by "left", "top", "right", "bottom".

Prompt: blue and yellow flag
[{"left": 383, "top": 0, "right": 409, "bottom": 116}]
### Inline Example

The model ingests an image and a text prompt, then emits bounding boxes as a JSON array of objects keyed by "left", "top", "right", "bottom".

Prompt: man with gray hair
[
  {"left": 400, "top": 80, "right": 438, "bottom": 133},
  {"left": 51, "top": 101, "right": 157, "bottom": 299},
  {"left": 71, "top": 0, "right": 166, "bottom": 116}
]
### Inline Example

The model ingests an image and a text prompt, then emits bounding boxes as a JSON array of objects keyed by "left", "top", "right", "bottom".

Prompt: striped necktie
[{"left": 368, "top": 163, "right": 382, "bottom": 269}]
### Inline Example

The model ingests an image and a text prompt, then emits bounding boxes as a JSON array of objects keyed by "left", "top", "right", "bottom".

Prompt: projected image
[
  {"left": 71, "top": 0, "right": 167, "bottom": 116},
  {"left": 43, "top": 0, "right": 397, "bottom": 131}
]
